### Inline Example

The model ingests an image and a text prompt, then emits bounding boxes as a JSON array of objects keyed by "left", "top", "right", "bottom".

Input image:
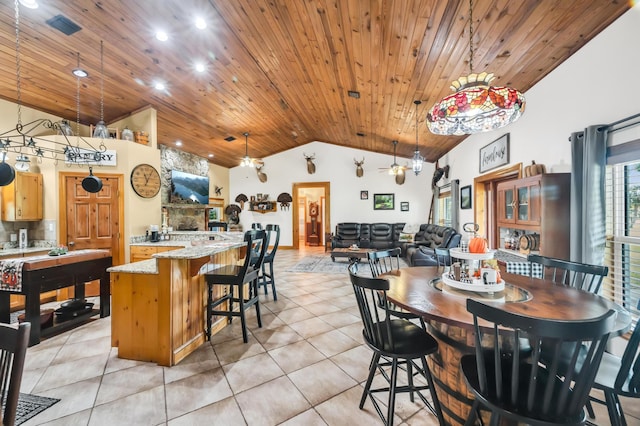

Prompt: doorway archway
[{"left": 292, "top": 182, "right": 330, "bottom": 250}]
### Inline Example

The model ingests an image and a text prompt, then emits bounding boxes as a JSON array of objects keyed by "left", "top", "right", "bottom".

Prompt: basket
[{"left": 134, "top": 131, "right": 149, "bottom": 145}]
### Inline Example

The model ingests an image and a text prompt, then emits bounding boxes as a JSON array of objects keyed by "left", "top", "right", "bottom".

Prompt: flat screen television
[{"left": 170, "top": 170, "right": 209, "bottom": 204}]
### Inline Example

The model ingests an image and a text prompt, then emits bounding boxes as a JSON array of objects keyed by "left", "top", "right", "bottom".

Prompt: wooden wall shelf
[{"left": 249, "top": 201, "right": 276, "bottom": 214}]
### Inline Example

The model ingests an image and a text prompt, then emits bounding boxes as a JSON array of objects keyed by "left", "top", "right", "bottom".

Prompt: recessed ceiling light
[
  {"left": 154, "top": 82, "right": 165, "bottom": 90},
  {"left": 155, "top": 30, "right": 168, "bottom": 41},
  {"left": 19, "top": 0, "right": 39, "bottom": 9},
  {"left": 72, "top": 68, "right": 88, "bottom": 78},
  {"left": 175, "top": 140, "right": 182, "bottom": 146},
  {"left": 195, "top": 17, "right": 207, "bottom": 30},
  {"left": 195, "top": 62, "right": 205, "bottom": 73},
  {"left": 208, "top": 153, "right": 214, "bottom": 158}
]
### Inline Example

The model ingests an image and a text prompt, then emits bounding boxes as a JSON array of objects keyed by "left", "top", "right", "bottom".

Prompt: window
[
  {"left": 604, "top": 160, "right": 640, "bottom": 324},
  {"left": 437, "top": 190, "right": 452, "bottom": 227}
]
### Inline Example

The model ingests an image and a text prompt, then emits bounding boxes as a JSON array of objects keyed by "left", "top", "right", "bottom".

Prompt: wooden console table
[{"left": 0, "top": 249, "right": 112, "bottom": 346}]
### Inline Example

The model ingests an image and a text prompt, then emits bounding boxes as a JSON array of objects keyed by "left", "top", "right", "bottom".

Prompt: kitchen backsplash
[{"left": 0, "top": 219, "right": 57, "bottom": 249}]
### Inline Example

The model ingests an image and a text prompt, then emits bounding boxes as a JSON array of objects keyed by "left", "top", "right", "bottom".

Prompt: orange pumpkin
[{"left": 469, "top": 237, "right": 488, "bottom": 253}]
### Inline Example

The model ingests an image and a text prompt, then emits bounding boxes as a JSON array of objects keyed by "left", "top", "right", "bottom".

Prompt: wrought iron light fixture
[
  {"left": 0, "top": 0, "right": 107, "bottom": 186},
  {"left": 411, "top": 100, "right": 424, "bottom": 175},
  {"left": 240, "top": 132, "right": 254, "bottom": 167},
  {"left": 426, "top": 0, "right": 525, "bottom": 135},
  {"left": 92, "top": 40, "right": 109, "bottom": 139}
]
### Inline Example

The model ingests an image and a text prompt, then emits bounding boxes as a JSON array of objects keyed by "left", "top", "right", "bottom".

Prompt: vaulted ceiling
[{"left": 0, "top": 0, "right": 629, "bottom": 168}]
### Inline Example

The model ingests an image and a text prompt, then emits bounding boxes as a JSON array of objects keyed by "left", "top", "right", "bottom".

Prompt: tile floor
[{"left": 16, "top": 246, "right": 640, "bottom": 425}]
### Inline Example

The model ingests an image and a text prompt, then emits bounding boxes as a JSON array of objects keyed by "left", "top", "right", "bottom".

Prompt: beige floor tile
[
  {"left": 288, "top": 359, "right": 358, "bottom": 405},
  {"left": 165, "top": 367, "right": 233, "bottom": 420},
  {"left": 314, "top": 385, "right": 388, "bottom": 426},
  {"left": 104, "top": 347, "right": 148, "bottom": 374},
  {"left": 21, "top": 377, "right": 102, "bottom": 426},
  {"left": 50, "top": 335, "right": 112, "bottom": 365},
  {"left": 330, "top": 345, "right": 374, "bottom": 382},
  {"left": 88, "top": 385, "right": 167, "bottom": 426},
  {"left": 279, "top": 408, "right": 328, "bottom": 426},
  {"left": 223, "top": 352, "right": 284, "bottom": 393},
  {"left": 269, "top": 340, "right": 327, "bottom": 374},
  {"left": 288, "top": 293, "right": 325, "bottom": 306},
  {"left": 335, "top": 322, "right": 364, "bottom": 342},
  {"left": 275, "top": 306, "right": 316, "bottom": 324},
  {"left": 95, "top": 363, "right": 164, "bottom": 405},
  {"left": 302, "top": 301, "right": 343, "bottom": 316},
  {"left": 36, "top": 408, "right": 93, "bottom": 426},
  {"left": 163, "top": 343, "right": 220, "bottom": 384},
  {"left": 288, "top": 316, "right": 335, "bottom": 339},
  {"left": 32, "top": 352, "right": 110, "bottom": 393},
  {"left": 23, "top": 344, "right": 61, "bottom": 371},
  {"left": 167, "top": 396, "right": 246, "bottom": 425},
  {"left": 252, "top": 324, "right": 304, "bottom": 351},
  {"left": 307, "top": 329, "right": 360, "bottom": 358},
  {"left": 235, "top": 376, "right": 311, "bottom": 425},
  {"left": 212, "top": 335, "right": 266, "bottom": 366},
  {"left": 316, "top": 311, "right": 361, "bottom": 328}
]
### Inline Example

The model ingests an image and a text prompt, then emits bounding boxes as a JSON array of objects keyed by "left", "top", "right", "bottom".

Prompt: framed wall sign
[
  {"left": 460, "top": 185, "right": 472, "bottom": 209},
  {"left": 360, "top": 190, "right": 368, "bottom": 200},
  {"left": 374, "top": 193, "right": 394, "bottom": 210},
  {"left": 400, "top": 202, "right": 409, "bottom": 211},
  {"left": 479, "top": 133, "right": 510, "bottom": 173}
]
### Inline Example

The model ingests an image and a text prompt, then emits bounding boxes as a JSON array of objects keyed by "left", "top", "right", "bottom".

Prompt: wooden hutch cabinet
[
  {"left": 1, "top": 172, "right": 43, "bottom": 221},
  {"left": 497, "top": 173, "right": 570, "bottom": 259}
]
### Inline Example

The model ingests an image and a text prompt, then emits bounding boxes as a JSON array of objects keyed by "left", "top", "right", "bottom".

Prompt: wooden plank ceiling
[{"left": 0, "top": 0, "right": 629, "bottom": 168}]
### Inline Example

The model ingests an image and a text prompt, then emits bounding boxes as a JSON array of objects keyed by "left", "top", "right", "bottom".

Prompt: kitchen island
[{"left": 109, "top": 236, "right": 245, "bottom": 366}]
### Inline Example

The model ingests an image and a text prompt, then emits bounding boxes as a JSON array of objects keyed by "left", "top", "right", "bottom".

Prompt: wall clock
[{"left": 130, "top": 164, "right": 161, "bottom": 198}]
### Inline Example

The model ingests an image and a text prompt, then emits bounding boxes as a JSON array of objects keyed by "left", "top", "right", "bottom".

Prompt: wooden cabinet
[
  {"left": 497, "top": 174, "right": 570, "bottom": 260},
  {"left": 497, "top": 176, "right": 541, "bottom": 227},
  {"left": 130, "top": 245, "right": 180, "bottom": 263},
  {"left": 1, "top": 172, "right": 43, "bottom": 221}
]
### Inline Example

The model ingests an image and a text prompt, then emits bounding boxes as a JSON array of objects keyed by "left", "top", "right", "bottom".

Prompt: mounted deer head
[
  {"left": 255, "top": 162, "right": 268, "bottom": 183},
  {"left": 354, "top": 157, "right": 364, "bottom": 177},
  {"left": 304, "top": 153, "right": 316, "bottom": 174}
]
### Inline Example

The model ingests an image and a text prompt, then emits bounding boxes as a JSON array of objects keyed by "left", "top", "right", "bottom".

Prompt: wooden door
[{"left": 61, "top": 173, "right": 123, "bottom": 296}]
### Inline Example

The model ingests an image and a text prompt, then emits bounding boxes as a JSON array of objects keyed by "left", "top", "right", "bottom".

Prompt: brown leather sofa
[{"left": 405, "top": 224, "right": 461, "bottom": 266}]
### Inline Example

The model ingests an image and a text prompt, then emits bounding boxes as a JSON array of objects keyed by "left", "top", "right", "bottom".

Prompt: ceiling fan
[{"left": 379, "top": 140, "right": 407, "bottom": 185}]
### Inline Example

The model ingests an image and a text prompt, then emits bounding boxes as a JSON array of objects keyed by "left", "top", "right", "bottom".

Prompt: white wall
[
  {"left": 442, "top": 4, "right": 640, "bottom": 227},
  {"left": 230, "top": 141, "right": 435, "bottom": 246}
]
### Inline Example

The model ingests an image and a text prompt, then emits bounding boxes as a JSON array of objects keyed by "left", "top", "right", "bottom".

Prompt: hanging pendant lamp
[
  {"left": 411, "top": 100, "right": 424, "bottom": 175},
  {"left": 92, "top": 40, "right": 109, "bottom": 139},
  {"left": 240, "top": 132, "right": 254, "bottom": 167},
  {"left": 426, "top": 0, "right": 525, "bottom": 136}
]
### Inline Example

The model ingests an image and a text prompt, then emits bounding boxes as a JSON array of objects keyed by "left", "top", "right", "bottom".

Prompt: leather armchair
[{"left": 406, "top": 225, "right": 461, "bottom": 266}]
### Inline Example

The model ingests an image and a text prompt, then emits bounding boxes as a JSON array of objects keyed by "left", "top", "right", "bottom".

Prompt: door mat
[{"left": 3, "top": 393, "right": 60, "bottom": 425}]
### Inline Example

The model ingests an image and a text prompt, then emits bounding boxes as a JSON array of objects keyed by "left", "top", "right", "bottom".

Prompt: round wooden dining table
[{"left": 382, "top": 266, "right": 631, "bottom": 426}]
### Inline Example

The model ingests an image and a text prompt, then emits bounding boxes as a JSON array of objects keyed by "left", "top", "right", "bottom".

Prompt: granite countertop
[
  {"left": 109, "top": 240, "right": 245, "bottom": 274},
  {"left": 129, "top": 241, "right": 189, "bottom": 247},
  {"left": 0, "top": 247, "right": 56, "bottom": 257}
]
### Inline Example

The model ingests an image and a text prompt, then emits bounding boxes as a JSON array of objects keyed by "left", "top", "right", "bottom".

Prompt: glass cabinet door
[
  {"left": 504, "top": 188, "right": 514, "bottom": 220},
  {"left": 518, "top": 186, "right": 529, "bottom": 221}
]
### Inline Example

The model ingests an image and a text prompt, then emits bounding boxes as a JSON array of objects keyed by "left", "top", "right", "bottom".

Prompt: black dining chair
[
  {"left": 367, "top": 248, "right": 426, "bottom": 329},
  {"left": 588, "top": 300, "right": 640, "bottom": 426},
  {"left": 527, "top": 254, "right": 609, "bottom": 294},
  {"left": 349, "top": 263, "right": 445, "bottom": 426},
  {"left": 461, "top": 298, "right": 616, "bottom": 426},
  {"left": 204, "top": 229, "right": 268, "bottom": 343},
  {"left": 1, "top": 322, "right": 30, "bottom": 426},
  {"left": 259, "top": 224, "right": 280, "bottom": 300}
]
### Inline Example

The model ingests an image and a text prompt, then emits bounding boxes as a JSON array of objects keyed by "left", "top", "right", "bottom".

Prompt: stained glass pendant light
[
  {"left": 92, "top": 40, "right": 109, "bottom": 139},
  {"left": 426, "top": 0, "right": 525, "bottom": 135},
  {"left": 411, "top": 100, "right": 424, "bottom": 175}
]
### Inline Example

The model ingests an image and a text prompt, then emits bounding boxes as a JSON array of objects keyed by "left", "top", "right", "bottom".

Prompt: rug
[
  {"left": 2, "top": 393, "right": 60, "bottom": 425},
  {"left": 286, "top": 255, "right": 407, "bottom": 274}
]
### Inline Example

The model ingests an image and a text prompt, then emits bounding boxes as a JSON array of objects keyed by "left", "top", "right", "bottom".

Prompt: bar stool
[
  {"left": 1, "top": 322, "right": 30, "bottom": 426},
  {"left": 259, "top": 224, "right": 280, "bottom": 300},
  {"left": 205, "top": 229, "right": 268, "bottom": 343}
]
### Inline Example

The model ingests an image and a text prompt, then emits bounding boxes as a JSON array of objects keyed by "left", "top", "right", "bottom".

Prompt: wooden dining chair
[
  {"left": 1, "top": 322, "right": 30, "bottom": 426},
  {"left": 258, "top": 224, "right": 280, "bottom": 300},
  {"left": 588, "top": 300, "right": 640, "bottom": 426},
  {"left": 461, "top": 298, "right": 616, "bottom": 426},
  {"left": 348, "top": 263, "right": 444, "bottom": 426},
  {"left": 527, "top": 254, "right": 608, "bottom": 293},
  {"left": 367, "top": 248, "right": 426, "bottom": 329}
]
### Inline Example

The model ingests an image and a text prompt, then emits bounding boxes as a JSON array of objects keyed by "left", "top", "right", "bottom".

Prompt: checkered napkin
[
  {"left": 0, "top": 258, "right": 25, "bottom": 292},
  {"left": 505, "top": 261, "right": 543, "bottom": 278}
]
